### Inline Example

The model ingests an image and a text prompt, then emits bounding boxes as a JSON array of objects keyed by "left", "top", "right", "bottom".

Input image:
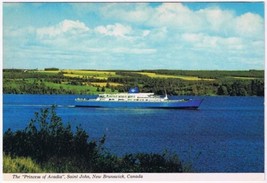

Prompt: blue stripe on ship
[{"left": 75, "top": 99, "right": 203, "bottom": 109}]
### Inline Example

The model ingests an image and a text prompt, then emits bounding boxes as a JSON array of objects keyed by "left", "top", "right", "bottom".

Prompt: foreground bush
[
  {"left": 3, "top": 154, "right": 44, "bottom": 173},
  {"left": 3, "top": 106, "right": 190, "bottom": 173}
]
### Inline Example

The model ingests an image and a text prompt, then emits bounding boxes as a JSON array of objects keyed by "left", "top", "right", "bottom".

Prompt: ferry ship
[{"left": 75, "top": 87, "right": 203, "bottom": 109}]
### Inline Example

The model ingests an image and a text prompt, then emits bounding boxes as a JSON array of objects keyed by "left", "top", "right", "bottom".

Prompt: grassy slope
[{"left": 3, "top": 154, "right": 44, "bottom": 173}]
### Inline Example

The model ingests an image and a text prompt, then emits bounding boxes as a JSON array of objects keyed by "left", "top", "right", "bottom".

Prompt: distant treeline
[
  {"left": 44, "top": 67, "right": 60, "bottom": 71},
  {"left": 3, "top": 69, "right": 264, "bottom": 96},
  {"left": 109, "top": 71, "right": 264, "bottom": 96},
  {"left": 112, "top": 78, "right": 263, "bottom": 96},
  {"left": 142, "top": 69, "right": 264, "bottom": 79}
]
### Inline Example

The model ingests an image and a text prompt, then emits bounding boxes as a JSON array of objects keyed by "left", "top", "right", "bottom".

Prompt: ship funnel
[
  {"left": 128, "top": 87, "right": 139, "bottom": 93},
  {"left": 164, "top": 89, "right": 168, "bottom": 100},
  {"left": 164, "top": 93, "right": 168, "bottom": 100}
]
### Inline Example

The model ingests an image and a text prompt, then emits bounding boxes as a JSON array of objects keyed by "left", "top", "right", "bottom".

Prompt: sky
[{"left": 3, "top": 2, "right": 265, "bottom": 70}]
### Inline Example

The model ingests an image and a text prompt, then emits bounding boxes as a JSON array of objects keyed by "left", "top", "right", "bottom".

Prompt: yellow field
[
  {"left": 36, "top": 70, "right": 215, "bottom": 81},
  {"left": 62, "top": 70, "right": 116, "bottom": 79},
  {"left": 36, "top": 70, "right": 60, "bottom": 74},
  {"left": 37, "top": 70, "right": 116, "bottom": 79},
  {"left": 138, "top": 72, "right": 215, "bottom": 81},
  {"left": 90, "top": 82, "right": 123, "bottom": 87},
  {"left": 63, "top": 74, "right": 83, "bottom": 78},
  {"left": 64, "top": 70, "right": 116, "bottom": 76},
  {"left": 232, "top": 76, "right": 257, "bottom": 80}
]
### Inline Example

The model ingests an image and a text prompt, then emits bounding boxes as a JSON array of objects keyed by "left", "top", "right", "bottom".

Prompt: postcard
[{"left": 1, "top": 1, "right": 266, "bottom": 182}]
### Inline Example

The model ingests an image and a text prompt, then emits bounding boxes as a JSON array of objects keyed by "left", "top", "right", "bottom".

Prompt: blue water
[{"left": 3, "top": 94, "right": 264, "bottom": 172}]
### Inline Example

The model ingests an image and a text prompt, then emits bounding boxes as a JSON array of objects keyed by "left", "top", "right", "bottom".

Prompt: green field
[{"left": 3, "top": 69, "right": 264, "bottom": 96}]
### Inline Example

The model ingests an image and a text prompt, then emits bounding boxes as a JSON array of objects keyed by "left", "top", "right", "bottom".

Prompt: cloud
[
  {"left": 100, "top": 3, "right": 153, "bottom": 24},
  {"left": 111, "top": 47, "right": 156, "bottom": 54},
  {"left": 95, "top": 23, "right": 132, "bottom": 38},
  {"left": 234, "top": 13, "right": 264, "bottom": 38},
  {"left": 3, "top": 3, "right": 264, "bottom": 70},
  {"left": 7, "top": 19, "right": 157, "bottom": 68},
  {"left": 196, "top": 7, "right": 235, "bottom": 35},
  {"left": 36, "top": 19, "right": 90, "bottom": 38},
  {"left": 181, "top": 33, "right": 243, "bottom": 49},
  {"left": 99, "top": 3, "right": 264, "bottom": 38},
  {"left": 142, "top": 30, "right": 150, "bottom": 37},
  {"left": 150, "top": 3, "right": 203, "bottom": 32}
]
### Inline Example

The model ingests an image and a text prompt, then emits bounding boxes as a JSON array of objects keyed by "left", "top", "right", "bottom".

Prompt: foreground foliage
[
  {"left": 3, "top": 154, "right": 45, "bottom": 173},
  {"left": 3, "top": 106, "right": 189, "bottom": 173}
]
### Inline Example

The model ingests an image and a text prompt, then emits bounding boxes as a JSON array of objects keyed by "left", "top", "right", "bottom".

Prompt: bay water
[{"left": 3, "top": 94, "right": 264, "bottom": 172}]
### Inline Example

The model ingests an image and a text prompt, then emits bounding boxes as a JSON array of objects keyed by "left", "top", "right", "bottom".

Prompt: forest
[{"left": 3, "top": 69, "right": 264, "bottom": 96}]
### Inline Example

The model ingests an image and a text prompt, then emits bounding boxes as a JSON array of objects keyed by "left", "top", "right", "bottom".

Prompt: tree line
[{"left": 109, "top": 73, "right": 264, "bottom": 96}]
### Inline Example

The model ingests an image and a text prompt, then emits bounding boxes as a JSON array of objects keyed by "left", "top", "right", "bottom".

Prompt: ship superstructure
[{"left": 75, "top": 87, "right": 203, "bottom": 109}]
